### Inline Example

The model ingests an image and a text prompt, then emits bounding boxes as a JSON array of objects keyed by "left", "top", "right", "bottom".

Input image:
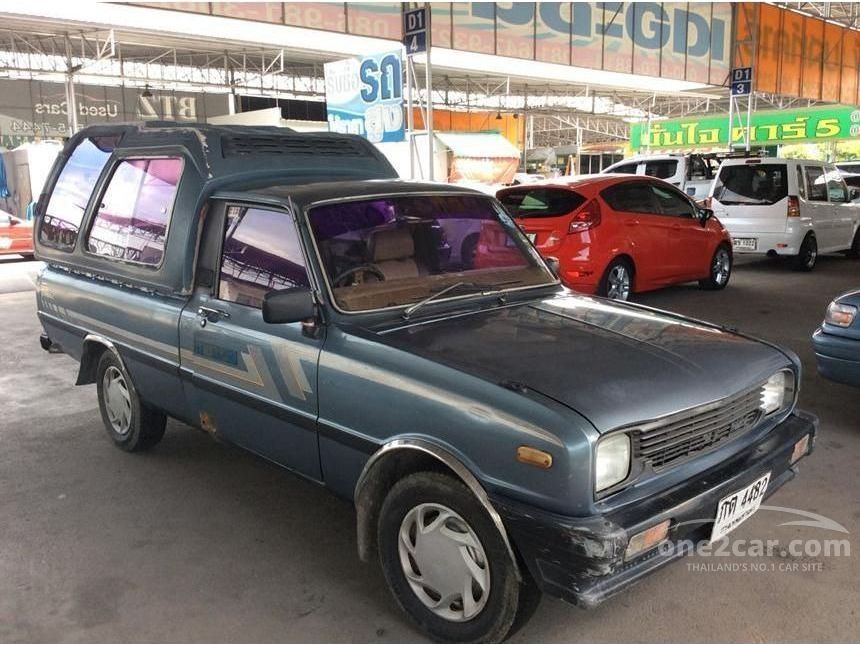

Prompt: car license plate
[
  {"left": 0, "top": 237, "right": 11, "bottom": 250},
  {"left": 732, "top": 237, "right": 757, "bottom": 251},
  {"left": 526, "top": 233, "right": 537, "bottom": 243},
  {"left": 710, "top": 472, "right": 771, "bottom": 542}
]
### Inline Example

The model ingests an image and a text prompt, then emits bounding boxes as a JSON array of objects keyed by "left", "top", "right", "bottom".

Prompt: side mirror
[
  {"left": 850, "top": 188, "right": 859, "bottom": 201},
  {"left": 8, "top": 217, "right": 19, "bottom": 226},
  {"left": 697, "top": 208, "right": 713, "bottom": 226},
  {"left": 545, "top": 256, "right": 560, "bottom": 278},
  {"left": 262, "top": 287, "right": 316, "bottom": 325}
]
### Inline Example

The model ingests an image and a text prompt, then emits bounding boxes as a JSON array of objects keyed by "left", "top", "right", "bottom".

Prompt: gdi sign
[{"left": 474, "top": 2, "right": 727, "bottom": 61}]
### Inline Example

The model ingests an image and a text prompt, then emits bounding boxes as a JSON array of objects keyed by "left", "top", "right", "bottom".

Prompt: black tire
[
  {"left": 460, "top": 234, "right": 479, "bottom": 270},
  {"left": 378, "top": 472, "right": 523, "bottom": 643},
  {"left": 699, "top": 244, "right": 732, "bottom": 290},
  {"left": 95, "top": 351, "right": 166, "bottom": 452},
  {"left": 597, "top": 257, "right": 633, "bottom": 301},
  {"left": 792, "top": 233, "right": 817, "bottom": 271},
  {"left": 848, "top": 227, "right": 860, "bottom": 258}
]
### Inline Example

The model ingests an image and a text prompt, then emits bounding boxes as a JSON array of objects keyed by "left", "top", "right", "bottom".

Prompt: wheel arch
[
  {"left": 76, "top": 334, "right": 126, "bottom": 386},
  {"left": 354, "top": 438, "right": 521, "bottom": 581}
]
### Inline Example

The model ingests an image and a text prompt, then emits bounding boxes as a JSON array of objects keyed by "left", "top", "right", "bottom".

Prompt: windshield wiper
[{"left": 402, "top": 280, "right": 520, "bottom": 319}]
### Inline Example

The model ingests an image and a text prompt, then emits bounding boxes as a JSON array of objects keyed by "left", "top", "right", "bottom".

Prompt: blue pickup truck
[{"left": 35, "top": 124, "right": 816, "bottom": 642}]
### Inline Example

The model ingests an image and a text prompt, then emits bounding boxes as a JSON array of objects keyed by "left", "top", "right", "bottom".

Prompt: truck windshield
[
  {"left": 713, "top": 163, "right": 788, "bottom": 205},
  {"left": 307, "top": 193, "right": 555, "bottom": 313}
]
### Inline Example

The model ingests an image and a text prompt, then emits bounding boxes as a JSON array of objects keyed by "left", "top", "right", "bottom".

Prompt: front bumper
[
  {"left": 494, "top": 410, "right": 817, "bottom": 608},
  {"left": 812, "top": 327, "right": 860, "bottom": 387}
]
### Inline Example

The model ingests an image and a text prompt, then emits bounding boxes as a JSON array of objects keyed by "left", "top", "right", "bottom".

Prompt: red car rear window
[{"left": 499, "top": 187, "right": 586, "bottom": 219}]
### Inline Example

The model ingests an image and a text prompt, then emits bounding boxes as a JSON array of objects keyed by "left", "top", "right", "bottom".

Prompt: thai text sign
[
  {"left": 631, "top": 107, "right": 860, "bottom": 150},
  {"left": 324, "top": 50, "right": 405, "bottom": 143}
]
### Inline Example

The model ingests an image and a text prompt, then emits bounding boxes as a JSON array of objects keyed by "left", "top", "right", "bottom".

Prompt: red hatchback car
[
  {"left": 0, "top": 210, "right": 35, "bottom": 259},
  {"left": 497, "top": 175, "right": 733, "bottom": 300}
]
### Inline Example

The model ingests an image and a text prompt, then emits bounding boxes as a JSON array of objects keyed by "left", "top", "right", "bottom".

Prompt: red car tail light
[
  {"left": 787, "top": 195, "right": 800, "bottom": 218},
  {"left": 568, "top": 199, "right": 601, "bottom": 234}
]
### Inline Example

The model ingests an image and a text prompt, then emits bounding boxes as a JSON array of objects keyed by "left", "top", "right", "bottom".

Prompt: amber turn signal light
[
  {"left": 516, "top": 446, "right": 553, "bottom": 469},
  {"left": 625, "top": 519, "right": 671, "bottom": 560},
  {"left": 791, "top": 434, "right": 810, "bottom": 465}
]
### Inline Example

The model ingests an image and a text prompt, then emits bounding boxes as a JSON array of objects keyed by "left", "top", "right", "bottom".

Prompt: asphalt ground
[{"left": 1, "top": 253, "right": 858, "bottom": 642}]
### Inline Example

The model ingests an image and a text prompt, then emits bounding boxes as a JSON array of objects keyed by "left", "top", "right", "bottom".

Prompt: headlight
[
  {"left": 825, "top": 301, "right": 857, "bottom": 327},
  {"left": 595, "top": 433, "right": 631, "bottom": 492},
  {"left": 760, "top": 370, "right": 796, "bottom": 416}
]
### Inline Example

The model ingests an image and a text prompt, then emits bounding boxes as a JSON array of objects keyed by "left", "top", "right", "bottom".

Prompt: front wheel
[
  {"left": 377, "top": 472, "right": 524, "bottom": 643},
  {"left": 699, "top": 245, "right": 732, "bottom": 290},
  {"left": 792, "top": 233, "right": 817, "bottom": 271},
  {"left": 96, "top": 351, "right": 166, "bottom": 451}
]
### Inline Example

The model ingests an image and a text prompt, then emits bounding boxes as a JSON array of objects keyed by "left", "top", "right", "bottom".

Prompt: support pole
[
  {"left": 406, "top": 49, "right": 414, "bottom": 179},
  {"left": 424, "top": 2, "right": 434, "bottom": 181}
]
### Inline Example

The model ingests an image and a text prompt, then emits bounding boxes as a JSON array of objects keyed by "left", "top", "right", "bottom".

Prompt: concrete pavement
[{"left": 1, "top": 255, "right": 858, "bottom": 642}]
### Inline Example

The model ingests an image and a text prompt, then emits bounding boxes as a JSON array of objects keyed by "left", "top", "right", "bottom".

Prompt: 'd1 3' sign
[{"left": 324, "top": 50, "right": 404, "bottom": 143}]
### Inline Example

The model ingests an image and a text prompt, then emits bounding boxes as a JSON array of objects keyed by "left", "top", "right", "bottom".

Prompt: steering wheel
[{"left": 332, "top": 264, "right": 385, "bottom": 287}]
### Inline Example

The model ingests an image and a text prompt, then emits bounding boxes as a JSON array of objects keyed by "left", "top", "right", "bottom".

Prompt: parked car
[
  {"left": 602, "top": 153, "right": 719, "bottom": 200},
  {"left": 497, "top": 175, "right": 733, "bottom": 300},
  {"left": 837, "top": 171, "right": 860, "bottom": 202},
  {"left": 0, "top": 209, "right": 34, "bottom": 258},
  {"left": 35, "top": 124, "right": 816, "bottom": 642},
  {"left": 709, "top": 157, "right": 860, "bottom": 270},
  {"left": 812, "top": 289, "right": 860, "bottom": 387}
]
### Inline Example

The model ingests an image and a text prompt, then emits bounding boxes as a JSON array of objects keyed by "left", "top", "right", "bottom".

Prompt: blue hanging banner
[
  {"left": 324, "top": 50, "right": 405, "bottom": 144},
  {"left": 0, "top": 155, "right": 10, "bottom": 199}
]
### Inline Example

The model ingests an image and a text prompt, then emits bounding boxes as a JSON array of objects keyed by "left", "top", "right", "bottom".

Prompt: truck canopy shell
[{"left": 34, "top": 122, "right": 398, "bottom": 295}]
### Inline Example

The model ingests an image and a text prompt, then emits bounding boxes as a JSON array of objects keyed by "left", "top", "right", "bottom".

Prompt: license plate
[
  {"left": 526, "top": 233, "right": 537, "bottom": 243},
  {"left": 0, "top": 237, "right": 11, "bottom": 250},
  {"left": 710, "top": 472, "right": 771, "bottom": 542},
  {"left": 732, "top": 237, "right": 757, "bottom": 251}
]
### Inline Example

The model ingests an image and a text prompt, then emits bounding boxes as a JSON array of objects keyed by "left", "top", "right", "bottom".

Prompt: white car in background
[
  {"left": 709, "top": 157, "right": 860, "bottom": 270},
  {"left": 602, "top": 153, "right": 718, "bottom": 200}
]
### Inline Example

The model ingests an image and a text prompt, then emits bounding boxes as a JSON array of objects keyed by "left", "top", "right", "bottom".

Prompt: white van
[
  {"left": 709, "top": 158, "right": 860, "bottom": 270},
  {"left": 602, "top": 153, "right": 718, "bottom": 200}
]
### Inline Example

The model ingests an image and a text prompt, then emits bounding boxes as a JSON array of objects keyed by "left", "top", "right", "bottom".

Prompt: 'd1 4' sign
[{"left": 324, "top": 50, "right": 404, "bottom": 143}]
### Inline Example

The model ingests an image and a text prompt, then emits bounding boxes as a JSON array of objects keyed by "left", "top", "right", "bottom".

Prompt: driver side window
[
  {"left": 649, "top": 184, "right": 696, "bottom": 217},
  {"left": 218, "top": 205, "right": 310, "bottom": 309}
]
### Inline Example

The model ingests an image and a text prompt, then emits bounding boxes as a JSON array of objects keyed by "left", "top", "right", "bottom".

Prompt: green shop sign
[{"left": 631, "top": 106, "right": 860, "bottom": 151}]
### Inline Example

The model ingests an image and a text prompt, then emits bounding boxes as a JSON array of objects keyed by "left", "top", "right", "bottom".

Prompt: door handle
[
  {"left": 625, "top": 219, "right": 640, "bottom": 226},
  {"left": 197, "top": 306, "right": 230, "bottom": 326}
]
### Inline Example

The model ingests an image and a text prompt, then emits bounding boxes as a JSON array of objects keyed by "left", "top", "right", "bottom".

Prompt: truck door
[{"left": 179, "top": 201, "right": 323, "bottom": 480}]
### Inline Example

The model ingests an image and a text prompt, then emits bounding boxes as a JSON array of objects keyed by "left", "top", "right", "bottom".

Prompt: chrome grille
[{"left": 633, "top": 386, "right": 764, "bottom": 470}]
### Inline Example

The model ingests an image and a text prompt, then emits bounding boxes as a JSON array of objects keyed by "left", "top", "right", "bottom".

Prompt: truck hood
[{"left": 377, "top": 294, "right": 791, "bottom": 433}]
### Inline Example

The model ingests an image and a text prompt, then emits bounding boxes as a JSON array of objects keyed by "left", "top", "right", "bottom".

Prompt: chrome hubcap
[
  {"left": 713, "top": 249, "right": 731, "bottom": 284},
  {"left": 606, "top": 264, "right": 631, "bottom": 300},
  {"left": 398, "top": 503, "right": 490, "bottom": 622},
  {"left": 102, "top": 366, "right": 131, "bottom": 435}
]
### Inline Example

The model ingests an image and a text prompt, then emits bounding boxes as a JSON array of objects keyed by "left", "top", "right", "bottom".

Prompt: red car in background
[
  {"left": 0, "top": 210, "right": 35, "bottom": 259},
  {"left": 497, "top": 175, "right": 733, "bottom": 300}
]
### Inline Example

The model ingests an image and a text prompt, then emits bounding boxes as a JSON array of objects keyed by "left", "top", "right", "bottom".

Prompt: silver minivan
[{"left": 709, "top": 157, "right": 860, "bottom": 270}]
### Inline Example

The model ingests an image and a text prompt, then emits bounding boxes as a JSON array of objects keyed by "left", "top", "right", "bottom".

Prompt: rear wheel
[
  {"left": 699, "top": 245, "right": 732, "bottom": 290},
  {"left": 377, "top": 472, "right": 523, "bottom": 643},
  {"left": 598, "top": 258, "right": 633, "bottom": 301},
  {"left": 848, "top": 227, "right": 860, "bottom": 258},
  {"left": 792, "top": 233, "right": 817, "bottom": 271},
  {"left": 96, "top": 351, "right": 166, "bottom": 451}
]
